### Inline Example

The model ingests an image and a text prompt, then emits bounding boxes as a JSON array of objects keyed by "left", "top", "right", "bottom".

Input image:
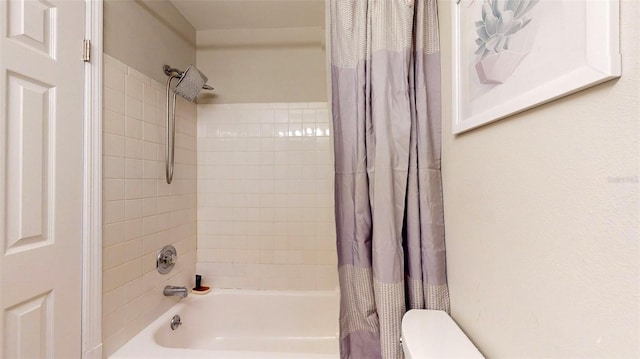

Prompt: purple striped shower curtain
[{"left": 329, "top": 1, "right": 450, "bottom": 358}]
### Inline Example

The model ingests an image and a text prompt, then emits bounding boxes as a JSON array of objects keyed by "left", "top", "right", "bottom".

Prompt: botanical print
[
  {"left": 474, "top": 0, "right": 539, "bottom": 84},
  {"left": 453, "top": 0, "right": 619, "bottom": 134}
]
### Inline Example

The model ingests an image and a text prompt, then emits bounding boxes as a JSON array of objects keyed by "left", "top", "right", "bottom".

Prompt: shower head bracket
[{"left": 163, "top": 65, "right": 183, "bottom": 78}]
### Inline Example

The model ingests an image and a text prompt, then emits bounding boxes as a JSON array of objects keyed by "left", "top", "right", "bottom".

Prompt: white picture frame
[{"left": 451, "top": 0, "right": 621, "bottom": 134}]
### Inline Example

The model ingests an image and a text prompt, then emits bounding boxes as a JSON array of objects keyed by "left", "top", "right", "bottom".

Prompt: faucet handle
[
  {"left": 159, "top": 252, "right": 176, "bottom": 266},
  {"left": 157, "top": 245, "right": 177, "bottom": 274}
]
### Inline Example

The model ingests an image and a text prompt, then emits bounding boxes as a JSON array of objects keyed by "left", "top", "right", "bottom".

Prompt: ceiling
[{"left": 169, "top": 0, "right": 325, "bottom": 31}]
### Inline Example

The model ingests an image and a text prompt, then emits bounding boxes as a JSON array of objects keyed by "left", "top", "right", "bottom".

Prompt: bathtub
[{"left": 109, "top": 289, "right": 340, "bottom": 359}]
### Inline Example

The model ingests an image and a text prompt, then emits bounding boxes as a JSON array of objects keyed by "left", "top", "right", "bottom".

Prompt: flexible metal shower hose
[{"left": 165, "top": 75, "right": 178, "bottom": 184}]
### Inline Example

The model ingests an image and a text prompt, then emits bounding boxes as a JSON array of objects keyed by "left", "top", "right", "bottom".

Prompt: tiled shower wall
[
  {"left": 196, "top": 103, "right": 338, "bottom": 290},
  {"left": 102, "top": 55, "right": 197, "bottom": 356}
]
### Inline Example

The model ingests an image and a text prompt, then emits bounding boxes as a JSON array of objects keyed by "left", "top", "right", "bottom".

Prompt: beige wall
[
  {"left": 104, "top": 0, "right": 196, "bottom": 85},
  {"left": 104, "top": 0, "right": 325, "bottom": 104},
  {"left": 196, "top": 29, "right": 327, "bottom": 104},
  {"left": 439, "top": 0, "right": 639, "bottom": 357}
]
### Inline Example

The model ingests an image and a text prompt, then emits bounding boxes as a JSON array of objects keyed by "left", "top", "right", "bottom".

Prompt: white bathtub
[{"left": 109, "top": 289, "right": 340, "bottom": 359}]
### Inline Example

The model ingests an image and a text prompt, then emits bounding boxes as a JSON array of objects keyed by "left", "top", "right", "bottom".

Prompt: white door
[{"left": 0, "top": 0, "right": 86, "bottom": 357}]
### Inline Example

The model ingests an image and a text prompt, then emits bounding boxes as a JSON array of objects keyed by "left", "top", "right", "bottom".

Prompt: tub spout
[{"left": 164, "top": 285, "right": 189, "bottom": 298}]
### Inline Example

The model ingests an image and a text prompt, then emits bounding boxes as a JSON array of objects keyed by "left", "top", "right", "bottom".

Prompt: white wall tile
[
  {"left": 104, "top": 179, "right": 125, "bottom": 201},
  {"left": 126, "top": 118, "right": 143, "bottom": 139},
  {"left": 105, "top": 88, "right": 125, "bottom": 115},
  {"left": 125, "top": 138, "right": 143, "bottom": 159},
  {"left": 104, "top": 133, "right": 126, "bottom": 157},
  {"left": 125, "top": 97, "right": 143, "bottom": 120},
  {"left": 105, "top": 62, "right": 126, "bottom": 93},
  {"left": 126, "top": 75, "right": 143, "bottom": 101},
  {"left": 197, "top": 102, "right": 337, "bottom": 290},
  {"left": 102, "top": 55, "right": 197, "bottom": 355},
  {"left": 105, "top": 110, "right": 126, "bottom": 136}
]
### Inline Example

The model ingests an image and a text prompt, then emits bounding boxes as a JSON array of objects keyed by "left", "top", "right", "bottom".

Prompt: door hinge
[{"left": 83, "top": 39, "right": 91, "bottom": 62}]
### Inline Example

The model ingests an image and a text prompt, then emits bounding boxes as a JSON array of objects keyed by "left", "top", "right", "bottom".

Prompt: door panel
[{"left": 1, "top": 0, "right": 85, "bottom": 357}]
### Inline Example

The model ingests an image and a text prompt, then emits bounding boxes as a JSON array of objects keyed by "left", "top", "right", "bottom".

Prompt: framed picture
[{"left": 451, "top": 0, "right": 621, "bottom": 134}]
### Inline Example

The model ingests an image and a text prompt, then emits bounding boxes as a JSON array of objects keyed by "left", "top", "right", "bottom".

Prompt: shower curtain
[{"left": 329, "top": 1, "right": 449, "bottom": 358}]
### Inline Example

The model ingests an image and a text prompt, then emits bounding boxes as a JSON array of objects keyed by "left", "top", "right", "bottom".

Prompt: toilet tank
[{"left": 401, "top": 310, "right": 484, "bottom": 359}]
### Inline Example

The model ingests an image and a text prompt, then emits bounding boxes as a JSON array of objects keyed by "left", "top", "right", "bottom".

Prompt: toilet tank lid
[{"left": 401, "top": 310, "right": 484, "bottom": 359}]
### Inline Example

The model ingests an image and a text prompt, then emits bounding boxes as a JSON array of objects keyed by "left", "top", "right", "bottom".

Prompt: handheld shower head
[
  {"left": 163, "top": 64, "right": 213, "bottom": 184},
  {"left": 173, "top": 65, "right": 210, "bottom": 102}
]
